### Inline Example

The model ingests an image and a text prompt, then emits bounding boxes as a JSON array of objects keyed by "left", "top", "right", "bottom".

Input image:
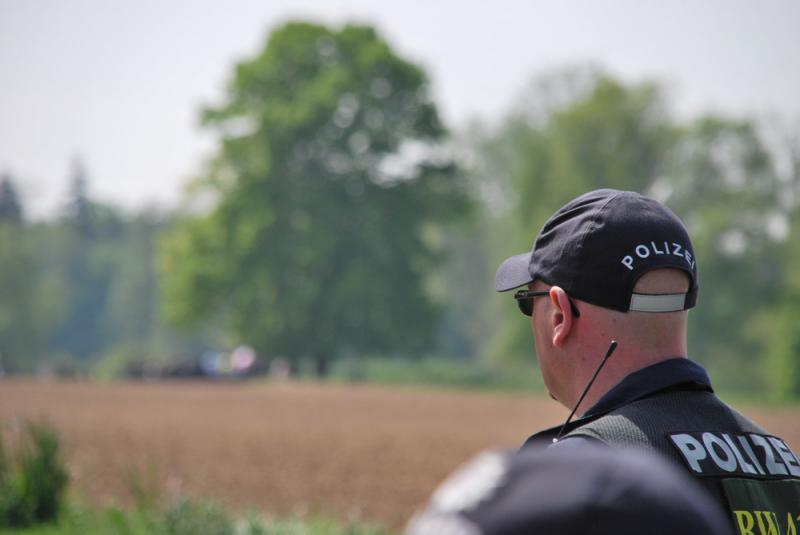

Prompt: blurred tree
[
  {"left": 0, "top": 172, "right": 23, "bottom": 224},
  {"left": 64, "top": 158, "right": 94, "bottom": 237},
  {"left": 162, "top": 22, "right": 470, "bottom": 374},
  {"left": 761, "top": 213, "right": 800, "bottom": 399},
  {"left": 480, "top": 69, "right": 676, "bottom": 361},
  {"left": 472, "top": 68, "right": 798, "bottom": 397},
  {"left": 30, "top": 196, "right": 206, "bottom": 371},
  {"left": 105, "top": 212, "right": 161, "bottom": 346},
  {"left": 665, "top": 117, "right": 788, "bottom": 390},
  {"left": 46, "top": 160, "right": 120, "bottom": 360},
  {"left": 0, "top": 174, "right": 41, "bottom": 372},
  {"left": 102, "top": 209, "right": 188, "bottom": 358},
  {"left": 10, "top": 158, "right": 210, "bottom": 372},
  {"left": 756, "top": 125, "right": 800, "bottom": 399}
]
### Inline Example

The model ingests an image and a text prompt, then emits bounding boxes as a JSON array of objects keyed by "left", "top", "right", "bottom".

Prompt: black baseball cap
[
  {"left": 495, "top": 189, "right": 699, "bottom": 312},
  {"left": 406, "top": 446, "right": 732, "bottom": 535}
]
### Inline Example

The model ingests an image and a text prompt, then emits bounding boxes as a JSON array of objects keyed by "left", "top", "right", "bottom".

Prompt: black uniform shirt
[
  {"left": 522, "top": 357, "right": 712, "bottom": 449},
  {"left": 522, "top": 357, "right": 800, "bottom": 534}
]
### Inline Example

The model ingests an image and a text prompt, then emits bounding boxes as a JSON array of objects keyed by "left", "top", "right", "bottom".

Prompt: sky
[{"left": 1, "top": 0, "right": 799, "bottom": 219}]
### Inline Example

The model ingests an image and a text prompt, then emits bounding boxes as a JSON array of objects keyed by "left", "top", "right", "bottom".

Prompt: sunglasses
[{"left": 513, "top": 289, "right": 581, "bottom": 318}]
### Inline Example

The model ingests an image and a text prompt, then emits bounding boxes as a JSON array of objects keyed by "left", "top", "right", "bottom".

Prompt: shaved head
[
  {"left": 633, "top": 268, "right": 691, "bottom": 295},
  {"left": 591, "top": 269, "right": 690, "bottom": 366}
]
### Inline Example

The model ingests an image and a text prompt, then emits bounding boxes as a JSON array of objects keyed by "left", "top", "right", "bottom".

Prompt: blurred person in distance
[
  {"left": 406, "top": 445, "right": 733, "bottom": 535},
  {"left": 493, "top": 189, "right": 800, "bottom": 529}
]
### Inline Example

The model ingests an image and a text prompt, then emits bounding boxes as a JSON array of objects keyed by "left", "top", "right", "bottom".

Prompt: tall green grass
[
  {"left": 0, "top": 422, "right": 389, "bottom": 535},
  {"left": 0, "top": 423, "right": 68, "bottom": 528}
]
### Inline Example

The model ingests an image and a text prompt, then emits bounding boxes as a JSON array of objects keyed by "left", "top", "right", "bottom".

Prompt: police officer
[
  {"left": 406, "top": 445, "right": 733, "bottom": 535},
  {"left": 493, "top": 189, "right": 800, "bottom": 532}
]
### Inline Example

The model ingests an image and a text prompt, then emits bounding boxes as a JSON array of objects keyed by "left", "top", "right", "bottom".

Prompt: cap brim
[{"left": 495, "top": 252, "right": 533, "bottom": 292}]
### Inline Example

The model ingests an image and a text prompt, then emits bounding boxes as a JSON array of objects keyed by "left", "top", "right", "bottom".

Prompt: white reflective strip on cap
[{"left": 629, "top": 293, "right": 687, "bottom": 312}]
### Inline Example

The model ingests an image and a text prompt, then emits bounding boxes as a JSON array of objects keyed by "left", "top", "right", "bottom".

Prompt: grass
[
  {"left": 0, "top": 499, "right": 392, "bottom": 535},
  {"left": 0, "top": 423, "right": 68, "bottom": 529},
  {"left": 328, "top": 356, "right": 544, "bottom": 393},
  {"left": 0, "top": 422, "right": 390, "bottom": 535}
]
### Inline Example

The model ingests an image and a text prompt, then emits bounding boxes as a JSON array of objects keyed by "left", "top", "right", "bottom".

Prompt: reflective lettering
[
  {"left": 734, "top": 511, "right": 755, "bottom": 535},
  {"left": 621, "top": 255, "right": 634, "bottom": 270},
  {"left": 788, "top": 513, "right": 797, "bottom": 535},
  {"left": 751, "top": 435, "right": 789, "bottom": 476},
  {"left": 739, "top": 435, "right": 766, "bottom": 475},
  {"left": 620, "top": 241, "right": 693, "bottom": 269},
  {"left": 671, "top": 433, "right": 707, "bottom": 472},
  {"left": 723, "top": 433, "right": 758, "bottom": 474},
  {"left": 754, "top": 511, "right": 779, "bottom": 535},
  {"left": 768, "top": 437, "right": 800, "bottom": 477},
  {"left": 734, "top": 510, "right": 800, "bottom": 535},
  {"left": 703, "top": 432, "right": 738, "bottom": 472}
]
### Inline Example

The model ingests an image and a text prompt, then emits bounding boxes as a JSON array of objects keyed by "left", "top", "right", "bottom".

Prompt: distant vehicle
[{"left": 156, "top": 345, "right": 266, "bottom": 380}]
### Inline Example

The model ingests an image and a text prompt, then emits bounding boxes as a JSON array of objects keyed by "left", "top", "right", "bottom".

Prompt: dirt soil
[{"left": 1, "top": 379, "right": 799, "bottom": 530}]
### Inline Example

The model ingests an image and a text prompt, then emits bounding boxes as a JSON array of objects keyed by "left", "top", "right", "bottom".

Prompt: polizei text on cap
[{"left": 620, "top": 241, "right": 695, "bottom": 271}]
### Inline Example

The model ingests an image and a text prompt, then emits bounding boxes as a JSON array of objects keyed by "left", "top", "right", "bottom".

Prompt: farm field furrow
[{"left": 1, "top": 380, "right": 798, "bottom": 529}]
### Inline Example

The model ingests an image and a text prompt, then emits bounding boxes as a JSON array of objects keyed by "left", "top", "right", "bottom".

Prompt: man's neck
[{"left": 571, "top": 351, "right": 687, "bottom": 417}]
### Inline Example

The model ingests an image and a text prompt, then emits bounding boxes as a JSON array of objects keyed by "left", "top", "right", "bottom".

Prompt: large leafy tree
[{"left": 162, "top": 22, "right": 469, "bottom": 372}]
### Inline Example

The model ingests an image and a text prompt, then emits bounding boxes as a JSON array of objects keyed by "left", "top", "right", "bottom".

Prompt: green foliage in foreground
[
  {"left": 0, "top": 423, "right": 68, "bottom": 528},
  {"left": 0, "top": 422, "right": 389, "bottom": 535},
  {"left": 0, "top": 498, "right": 390, "bottom": 535}
]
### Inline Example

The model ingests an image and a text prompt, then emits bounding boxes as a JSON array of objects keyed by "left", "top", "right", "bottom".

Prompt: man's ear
[{"left": 549, "top": 286, "right": 574, "bottom": 347}]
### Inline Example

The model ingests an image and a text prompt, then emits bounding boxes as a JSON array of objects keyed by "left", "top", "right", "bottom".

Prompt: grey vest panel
[
  {"left": 565, "top": 390, "right": 767, "bottom": 469},
  {"left": 563, "top": 389, "right": 800, "bottom": 528}
]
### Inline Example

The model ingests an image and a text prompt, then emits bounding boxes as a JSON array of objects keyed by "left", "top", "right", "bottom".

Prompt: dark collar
[{"left": 521, "top": 358, "right": 713, "bottom": 448}]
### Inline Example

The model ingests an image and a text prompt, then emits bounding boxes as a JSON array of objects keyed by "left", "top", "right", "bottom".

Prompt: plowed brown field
[{"left": 1, "top": 379, "right": 798, "bottom": 529}]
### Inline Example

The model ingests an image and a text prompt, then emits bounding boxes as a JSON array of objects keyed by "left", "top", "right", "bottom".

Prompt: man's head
[{"left": 495, "top": 189, "right": 699, "bottom": 411}]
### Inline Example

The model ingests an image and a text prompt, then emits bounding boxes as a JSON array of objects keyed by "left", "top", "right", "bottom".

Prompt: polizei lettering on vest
[
  {"left": 620, "top": 241, "right": 694, "bottom": 271},
  {"left": 668, "top": 432, "right": 800, "bottom": 479}
]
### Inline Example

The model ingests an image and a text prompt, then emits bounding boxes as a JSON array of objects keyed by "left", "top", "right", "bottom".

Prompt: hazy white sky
[{"left": 2, "top": 0, "right": 799, "bottom": 218}]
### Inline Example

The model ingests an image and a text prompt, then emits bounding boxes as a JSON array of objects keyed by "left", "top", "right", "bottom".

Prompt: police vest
[{"left": 565, "top": 389, "right": 800, "bottom": 535}]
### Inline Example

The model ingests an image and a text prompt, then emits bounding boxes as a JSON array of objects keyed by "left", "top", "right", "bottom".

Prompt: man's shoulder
[
  {"left": 522, "top": 385, "right": 767, "bottom": 451},
  {"left": 549, "top": 434, "right": 609, "bottom": 449},
  {"left": 567, "top": 389, "right": 767, "bottom": 443}
]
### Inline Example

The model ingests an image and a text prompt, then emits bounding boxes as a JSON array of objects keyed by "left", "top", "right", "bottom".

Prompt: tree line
[{"left": 1, "top": 21, "right": 798, "bottom": 398}]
